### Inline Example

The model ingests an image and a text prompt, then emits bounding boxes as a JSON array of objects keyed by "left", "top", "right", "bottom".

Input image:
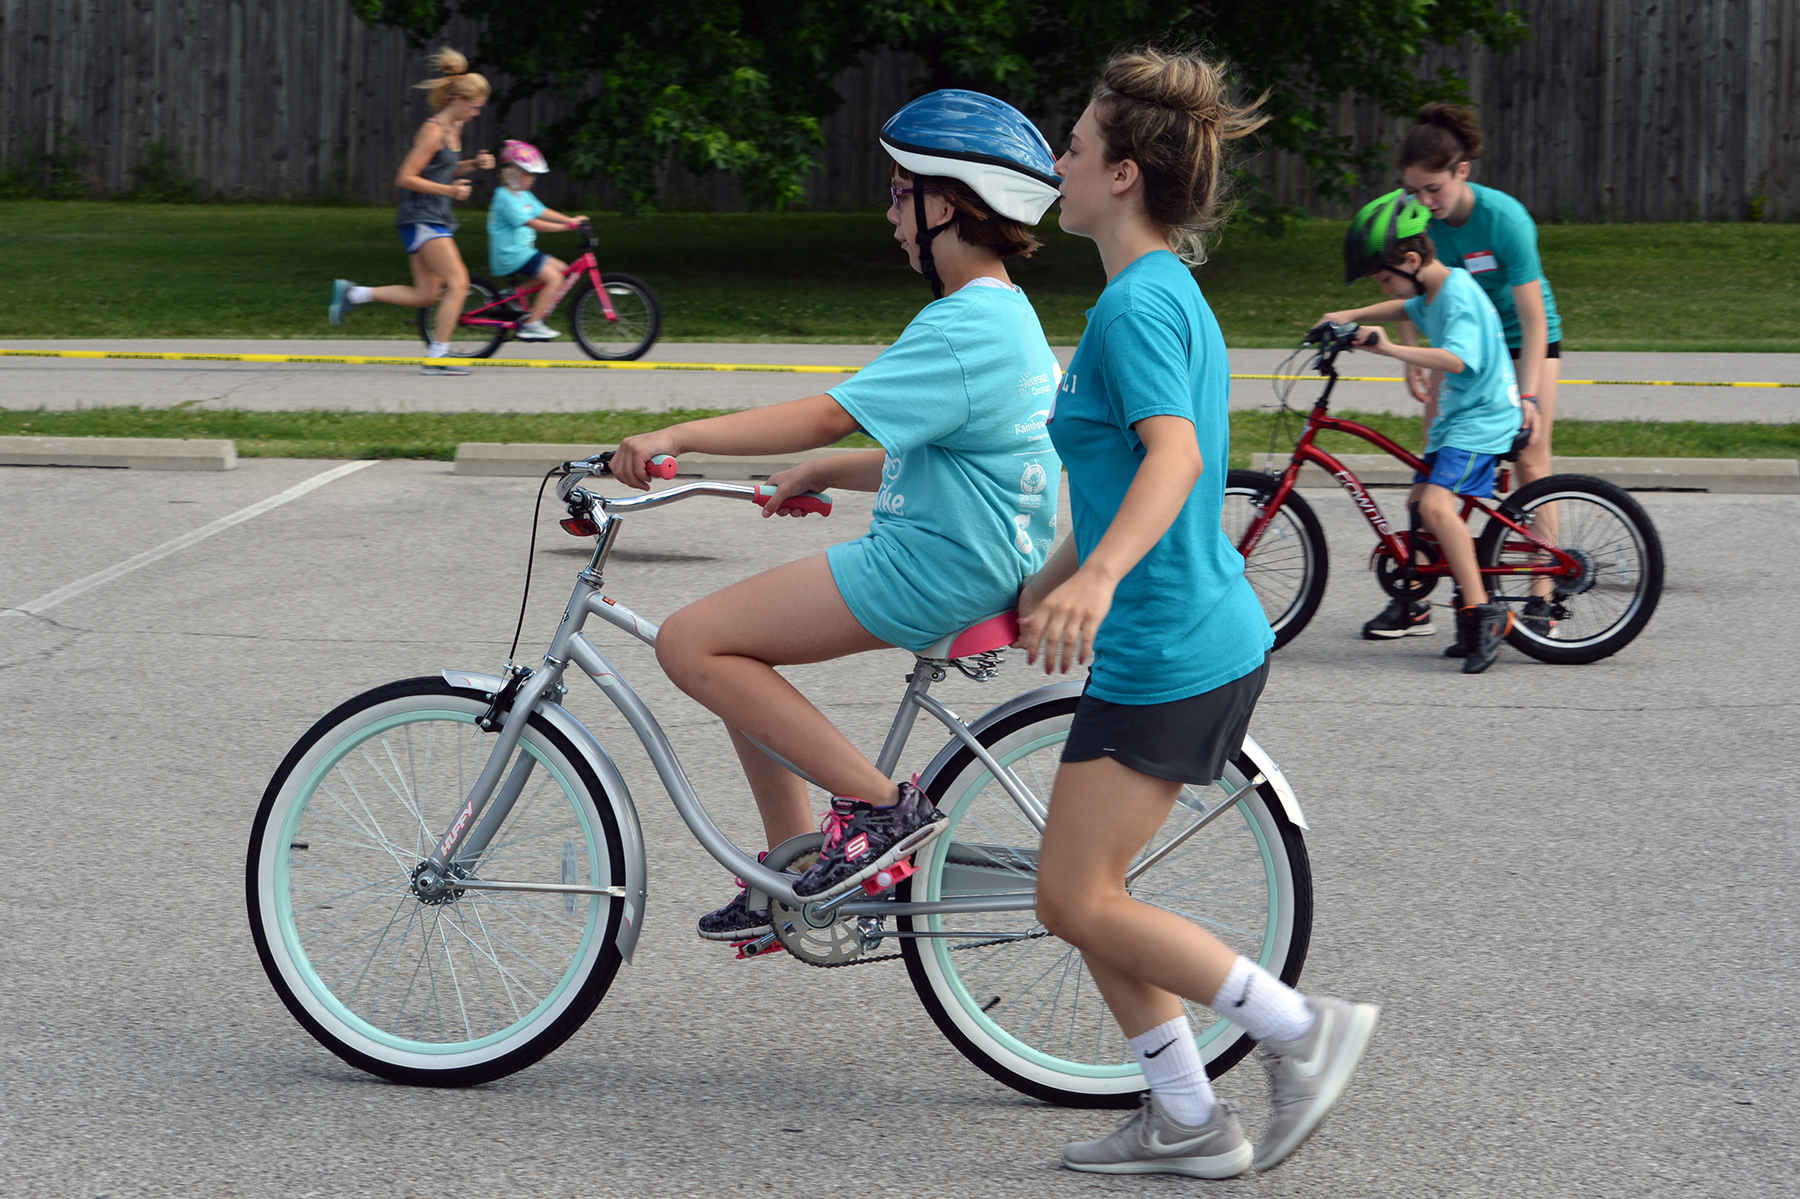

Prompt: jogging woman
[
  {"left": 611, "top": 91, "right": 1065, "bottom": 938},
  {"left": 1364, "top": 101, "right": 1563, "bottom": 638},
  {"left": 328, "top": 48, "right": 495, "bottom": 377},
  {"left": 1022, "top": 49, "right": 1377, "bottom": 1178}
]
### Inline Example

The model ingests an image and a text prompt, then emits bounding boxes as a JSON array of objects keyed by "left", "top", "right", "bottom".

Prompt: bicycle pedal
[
  {"left": 861, "top": 857, "right": 917, "bottom": 896},
  {"left": 733, "top": 933, "right": 780, "bottom": 960}
]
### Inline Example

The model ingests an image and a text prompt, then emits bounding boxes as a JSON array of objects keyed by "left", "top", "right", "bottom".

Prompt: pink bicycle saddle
[{"left": 922, "top": 610, "right": 1021, "bottom": 661}]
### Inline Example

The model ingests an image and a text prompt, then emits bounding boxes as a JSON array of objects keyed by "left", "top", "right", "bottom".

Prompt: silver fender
[
  {"left": 915, "top": 679, "right": 1308, "bottom": 831},
  {"left": 442, "top": 670, "right": 649, "bottom": 964}
]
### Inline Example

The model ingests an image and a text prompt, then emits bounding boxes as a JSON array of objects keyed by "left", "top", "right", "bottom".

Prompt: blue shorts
[
  {"left": 400, "top": 223, "right": 454, "bottom": 254},
  {"left": 517, "top": 251, "right": 549, "bottom": 279},
  {"left": 1414, "top": 447, "right": 1500, "bottom": 497}
]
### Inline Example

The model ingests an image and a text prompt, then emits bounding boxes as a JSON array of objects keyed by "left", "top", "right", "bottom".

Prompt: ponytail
[
  {"left": 1398, "top": 102, "right": 1482, "bottom": 173},
  {"left": 414, "top": 47, "right": 490, "bottom": 110},
  {"left": 1090, "top": 48, "right": 1268, "bottom": 265}
]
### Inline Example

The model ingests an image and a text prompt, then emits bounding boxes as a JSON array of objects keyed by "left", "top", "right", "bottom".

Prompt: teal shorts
[{"left": 1415, "top": 447, "right": 1499, "bottom": 498}]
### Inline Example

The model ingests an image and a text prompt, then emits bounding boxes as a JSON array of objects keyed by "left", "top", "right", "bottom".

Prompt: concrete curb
[
  {"left": 454, "top": 442, "right": 844, "bottom": 479},
  {"left": 0, "top": 435, "right": 236, "bottom": 471},
  {"left": 1247, "top": 452, "right": 1799, "bottom": 493}
]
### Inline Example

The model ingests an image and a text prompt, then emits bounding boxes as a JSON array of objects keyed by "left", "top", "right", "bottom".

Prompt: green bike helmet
[{"left": 1344, "top": 188, "right": 1432, "bottom": 290}]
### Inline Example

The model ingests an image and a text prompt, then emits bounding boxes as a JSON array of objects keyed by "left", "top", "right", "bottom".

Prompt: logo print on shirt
[
  {"left": 1013, "top": 515, "right": 1034, "bottom": 555},
  {"left": 1014, "top": 409, "right": 1050, "bottom": 439},
  {"left": 874, "top": 454, "right": 904, "bottom": 516}
]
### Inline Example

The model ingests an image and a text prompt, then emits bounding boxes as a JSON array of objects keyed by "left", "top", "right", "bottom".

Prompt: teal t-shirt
[
  {"left": 487, "top": 187, "right": 546, "bottom": 276},
  {"left": 1048, "top": 251, "right": 1272, "bottom": 705},
  {"left": 1404, "top": 267, "right": 1523, "bottom": 456},
  {"left": 1426, "top": 182, "right": 1561, "bottom": 349},
  {"left": 825, "top": 282, "right": 1062, "bottom": 653}
]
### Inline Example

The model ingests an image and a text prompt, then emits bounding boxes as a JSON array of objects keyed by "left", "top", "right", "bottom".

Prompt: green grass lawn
[
  {"left": 2, "top": 201, "right": 1796, "bottom": 349},
  {"left": 3, "top": 406, "right": 1793, "bottom": 464}
]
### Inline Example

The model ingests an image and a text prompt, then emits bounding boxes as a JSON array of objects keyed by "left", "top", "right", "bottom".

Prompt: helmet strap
[
  {"left": 913, "top": 187, "right": 952, "bottom": 300},
  {"left": 1386, "top": 263, "right": 1426, "bottom": 297}
]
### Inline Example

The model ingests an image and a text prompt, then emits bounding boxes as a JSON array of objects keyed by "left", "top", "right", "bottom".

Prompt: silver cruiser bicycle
[{"left": 247, "top": 452, "right": 1314, "bottom": 1107}]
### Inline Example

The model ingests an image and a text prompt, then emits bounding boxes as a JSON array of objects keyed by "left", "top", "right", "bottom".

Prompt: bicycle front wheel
[
  {"left": 247, "top": 677, "right": 626, "bottom": 1087},
  {"left": 571, "top": 273, "right": 661, "bottom": 360},
  {"left": 1223, "top": 469, "right": 1329, "bottom": 650},
  {"left": 1476, "top": 474, "right": 1664, "bottom": 664},
  {"left": 417, "top": 276, "right": 507, "bottom": 358},
  {"left": 901, "top": 694, "right": 1312, "bottom": 1109}
]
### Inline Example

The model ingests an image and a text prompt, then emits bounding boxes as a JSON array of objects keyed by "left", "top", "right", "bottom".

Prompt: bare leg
[
  {"left": 367, "top": 252, "right": 443, "bottom": 309},
  {"left": 1036, "top": 756, "right": 1237, "bottom": 1037},
  {"left": 656, "top": 554, "right": 900, "bottom": 847},
  {"left": 1513, "top": 358, "right": 1561, "bottom": 596},
  {"left": 725, "top": 726, "right": 815, "bottom": 847},
  {"left": 411, "top": 236, "right": 470, "bottom": 344},
  {"left": 529, "top": 256, "right": 566, "bottom": 324},
  {"left": 1417, "top": 482, "right": 1487, "bottom": 605}
]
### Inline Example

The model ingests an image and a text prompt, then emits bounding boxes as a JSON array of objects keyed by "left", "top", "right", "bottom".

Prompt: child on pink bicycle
[
  {"left": 487, "top": 140, "right": 589, "bottom": 341},
  {"left": 611, "top": 90, "right": 1064, "bottom": 939}
]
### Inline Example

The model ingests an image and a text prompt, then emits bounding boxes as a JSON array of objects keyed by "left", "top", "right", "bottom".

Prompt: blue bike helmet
[{"left": 880, "top": 89, "right": 1062, "bottom": 298}]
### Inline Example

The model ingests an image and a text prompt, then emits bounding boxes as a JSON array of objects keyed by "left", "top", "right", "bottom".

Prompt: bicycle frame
[
  {"left": 457, "top": 227, "right": 620, "bottom": 329},
  {"left": 1239, "top": 356, "right": 1581, "bottom": 588}
]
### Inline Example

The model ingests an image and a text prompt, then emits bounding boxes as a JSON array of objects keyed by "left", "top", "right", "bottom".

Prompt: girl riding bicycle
[
  {"left": 328, "top": 47, "right": 494, "bottom": 377},
  {"left": 611, "top": 91, "right": 1064, "bottom": 941},
  {"left": 1018, "top": 48, "right": 1377, "bottom": 1178},
  {"left": 487, "top": 140, "right": 589, "bottom": 342}
]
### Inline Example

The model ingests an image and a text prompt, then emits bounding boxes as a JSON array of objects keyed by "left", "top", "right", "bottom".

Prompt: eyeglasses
[{"left": 889, "top": 185, "right": 939, "bottom": 205}]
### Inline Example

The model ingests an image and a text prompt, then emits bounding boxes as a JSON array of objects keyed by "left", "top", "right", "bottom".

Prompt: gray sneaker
[
  {"left": 420, "top": 360, "right": 471, "bottom": 377},
  {"left": 1253, "top": 996, "right": 1380, "bottom": 1172},
  {"left": 1062, "top": 1095, "right": 1253, "bottom": 1178}
]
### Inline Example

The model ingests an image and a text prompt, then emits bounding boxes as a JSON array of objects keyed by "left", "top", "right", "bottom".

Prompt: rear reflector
[{"left": 560, "top": 517, "right": 599, "bottom": 536}]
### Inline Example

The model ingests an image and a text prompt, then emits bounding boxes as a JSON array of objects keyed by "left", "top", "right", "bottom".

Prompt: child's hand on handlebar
[
  {"left": 1354, "top": 325, "right": 1389, "bottom": 352},
  {"left": 567, "top": 215, "right": 589, "bottom": 229},
  {"left": 611, "top": 431, "right": 682, "bottom": 490},
  {"left": 757, "top": 464, "right": 822, "bottom": 518}
]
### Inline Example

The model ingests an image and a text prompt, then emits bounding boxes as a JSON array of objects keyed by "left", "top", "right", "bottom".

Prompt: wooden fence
[{"left": 2, "top": 0, "right": 1794, "bottom": 220}]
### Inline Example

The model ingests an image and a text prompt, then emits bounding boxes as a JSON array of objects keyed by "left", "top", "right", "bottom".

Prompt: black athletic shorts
[
  {"left": 1062, "top": 654, "right": 1270, "bottom": 786},
  {"left": 1509, "top": 340, "right": 1561, "bottom": 360}
]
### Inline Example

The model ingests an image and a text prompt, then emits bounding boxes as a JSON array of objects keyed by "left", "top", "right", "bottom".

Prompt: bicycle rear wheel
[
  {"left": 417, "top": 277, "right": 507, "bottom": 358},
  {"left": 571, "top": 273, "right": 661, "bottom": 360},
  {"left": 247, "top": 676, "right": 626, "bottom": 1086},
  {"left": 1476, "top": 474, "right": 1663, "bottom": 664},
  {"left": 1223, "top": 470, "right": 1329, "bottom": 650},
  {"left": 901, "top": 694, "right": 1312, "bottom": 1109}
]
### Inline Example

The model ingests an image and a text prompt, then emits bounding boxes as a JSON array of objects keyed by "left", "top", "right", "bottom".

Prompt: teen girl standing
[
  {"left": 1022, "top": 49, "right": 1378, "bottom": 1177},
  {"left": 329, "top": 48, "right": 495, "bottom": 377},
  {"left": 1366, "top": 102, "right": 1563, "bottom": 637},
  {"left": 612, "top": 91, "right": 1065, "bottom": 936}
]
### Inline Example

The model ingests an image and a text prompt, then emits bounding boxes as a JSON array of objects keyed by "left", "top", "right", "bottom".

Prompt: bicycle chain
[{"left": 781, "top": 930, "right": 1048, "bottom": 969}]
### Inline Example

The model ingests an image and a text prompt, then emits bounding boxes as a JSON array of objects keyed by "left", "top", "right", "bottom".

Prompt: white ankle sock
[
  {"left": 1129, "top": 1016, "right": 1214, "bottom": 1127},
  {"left": 1212, "top": 955, "right": 1314, "bottom": 1043},
  {"left": 345, "top": 285, "right": 373, "bottom": 304},
  {"left": 427, "top": 341, "right": 448, "bottom": 358}
]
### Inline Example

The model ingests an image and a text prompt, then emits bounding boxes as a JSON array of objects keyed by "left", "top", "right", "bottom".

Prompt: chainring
[
  {"left": 1372, "top": 536, "right": 1442, "bottom": 600},
  {"left": 753, "top": 833, "right": 897, "bottom": 968}
]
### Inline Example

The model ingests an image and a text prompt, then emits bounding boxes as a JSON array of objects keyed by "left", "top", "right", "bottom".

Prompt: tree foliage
[{"left": 353, "top": 0, "right": 1528, "bottom": 219}]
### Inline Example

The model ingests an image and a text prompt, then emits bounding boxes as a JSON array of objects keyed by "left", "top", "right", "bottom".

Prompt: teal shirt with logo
[
  {"left": 1404, "top": 267, "right": 1523, "bottom": 456},
  {"left": 1426, "top": 182, "right": 1561, "bottom": 349},
  {"left": 825, "top": 282, "right": 1062, "bottom": 653},
  {"left": 487, "top": 187, "right": 546, "bottom": 276},
  {"left": 1048, "top": 251, "right": 1272, "bottom": 705}
]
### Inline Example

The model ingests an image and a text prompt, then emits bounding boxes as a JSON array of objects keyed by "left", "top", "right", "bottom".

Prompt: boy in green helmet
[{"left": 1320, "top": 189, "right": 1537, "bottom": 674}]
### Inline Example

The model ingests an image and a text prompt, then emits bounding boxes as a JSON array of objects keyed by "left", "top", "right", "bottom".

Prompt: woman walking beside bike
[
  {"left": 1021, "top": 49, "right": 1377, "bottom": 1178},
  {"left": 328, "top": 48, "right": 494, "bottom": 377},
  {"left": 1365, "top": 102, "right": 1564, "bottom": 637}
]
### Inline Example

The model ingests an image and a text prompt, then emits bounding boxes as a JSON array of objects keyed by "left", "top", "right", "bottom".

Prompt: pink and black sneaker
[
  {"left": 792, "top": 782, "right": 946, "bottom": 900},
  {"left": 696, "top": 851, "right": 773, "bottom": 942}
]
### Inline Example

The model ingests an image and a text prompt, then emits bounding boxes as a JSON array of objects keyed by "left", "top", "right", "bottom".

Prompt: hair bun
[
  {"left": 1415, "top": 102, "right": 1482, "bottom": 160},
  {"left": 429, "top": 46, "right": 469, "bottom": 77},
  {"left": 1103, "top": 50, "right": 1224, "bottom": 117}
]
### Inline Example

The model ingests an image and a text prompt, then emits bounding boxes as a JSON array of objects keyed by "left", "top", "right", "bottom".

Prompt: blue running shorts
[
  {"left": 1414, "top": 446, "right": 1500, "bottom": 497},
  {"left": 400, "top": 223, "right": 454, "bottom": 254}
]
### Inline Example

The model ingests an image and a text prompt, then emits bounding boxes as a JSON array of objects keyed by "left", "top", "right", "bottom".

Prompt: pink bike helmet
[{"left": 500, "top": 140, "right": 548, "bottom": 173}]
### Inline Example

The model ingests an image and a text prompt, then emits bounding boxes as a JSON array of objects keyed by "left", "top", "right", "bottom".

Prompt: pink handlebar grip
[
  {"left": 747, "top": 483, "right": 833, "bottom": 516},
  {"left": 645, "top": 455, "right": 678, "bottom": 480}
]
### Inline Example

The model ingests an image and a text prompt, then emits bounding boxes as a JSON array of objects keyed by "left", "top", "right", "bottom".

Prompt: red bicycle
[
  {"left": 420, "top": 223, "right": 662, "bottom": 361},
  {"left": 1224, "top": 322, "right": 1663, "bottom": 663}
]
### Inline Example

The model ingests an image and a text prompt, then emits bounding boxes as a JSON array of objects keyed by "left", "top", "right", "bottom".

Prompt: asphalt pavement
[
  {"left": 4, "top": 340, "right": 1799, "bottom": 422},
  {"left": 2, "top": 460, "right": 1795, "bottom": 1197}
]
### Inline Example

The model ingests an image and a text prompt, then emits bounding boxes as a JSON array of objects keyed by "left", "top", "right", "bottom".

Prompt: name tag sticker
[{"left": 1464, "top": 250, "right": 1498, "bottom": 274}]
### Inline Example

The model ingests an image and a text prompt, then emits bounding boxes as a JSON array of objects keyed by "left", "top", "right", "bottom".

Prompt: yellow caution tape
[{"left": 2, "top": 348, "right": 1797, "bottom": 388}]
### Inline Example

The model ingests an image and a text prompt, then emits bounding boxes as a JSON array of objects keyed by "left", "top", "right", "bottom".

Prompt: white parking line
[{"left": 3, "top": 459, "right": 380, "bottom": 618}]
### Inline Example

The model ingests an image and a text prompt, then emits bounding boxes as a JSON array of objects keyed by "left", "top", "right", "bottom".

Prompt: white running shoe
[
  {"left": 420, "top": 360, "right": 470, "bottom": 377},
  {"left": 516, "top": 320, "right": 561, "bottom": 341},
  {"left": 1253, "top": 996, "right": 1380, "bottom": 1171},
  {"left": 1062, "top": 1095, "right": 1253, "bottom": 1178}
]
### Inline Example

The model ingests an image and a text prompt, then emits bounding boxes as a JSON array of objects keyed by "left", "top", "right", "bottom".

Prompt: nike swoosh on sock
[{"left": 1143, "top": 1038, "right": 1178, "bottom": 1058}]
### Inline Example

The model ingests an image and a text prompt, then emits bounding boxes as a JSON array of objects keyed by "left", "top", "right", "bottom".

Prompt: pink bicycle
[{"left": 421, "top": 223, "right": 662, "bottom": 361}]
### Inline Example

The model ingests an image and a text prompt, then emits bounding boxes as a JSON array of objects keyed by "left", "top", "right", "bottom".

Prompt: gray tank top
[{"left": 395, "top": 131, "right": 460, "bottom": 233}]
